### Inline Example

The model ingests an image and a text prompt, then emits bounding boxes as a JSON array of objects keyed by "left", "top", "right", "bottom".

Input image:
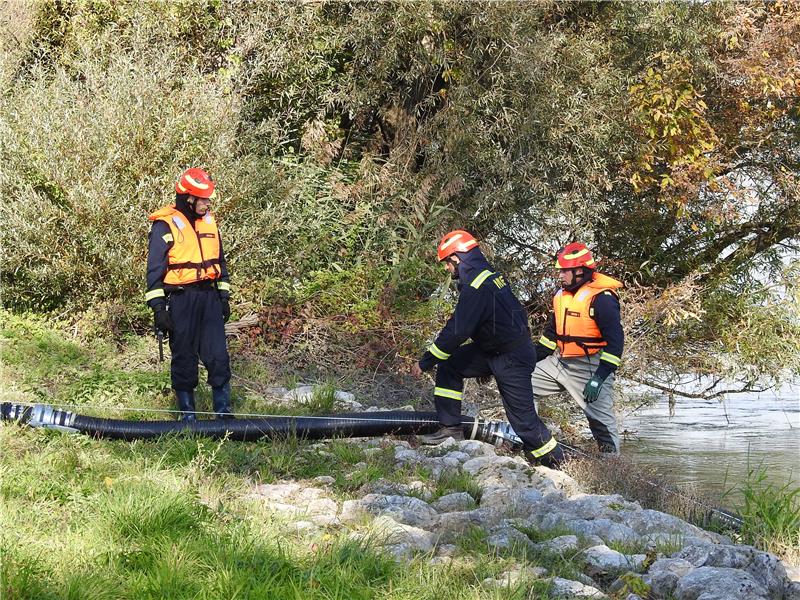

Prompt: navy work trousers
[
  {"left": 167, "top": 288, "right": 230, "bottom": 391},
  {"left": 433, "top": 340, "right": 556, "bottom": 457}
]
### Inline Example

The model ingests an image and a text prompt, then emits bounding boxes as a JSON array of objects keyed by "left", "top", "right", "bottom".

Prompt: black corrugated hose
[
  {"left": 0, "top": 402, "right": 744, "bottom": 530},
  {"left": 0, "top": 403, "right": 523, "bottom": 446}
]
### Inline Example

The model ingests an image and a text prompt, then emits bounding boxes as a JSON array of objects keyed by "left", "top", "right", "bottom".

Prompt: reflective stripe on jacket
[
  {"left": 148, "top": 205, "right": 221, "bottom": 285},
  {"left": 418, "top": 248, "right": 531, "bottom": 372},
  {"left": 553, "top": 273, "right": 622, "bottom": 358}
]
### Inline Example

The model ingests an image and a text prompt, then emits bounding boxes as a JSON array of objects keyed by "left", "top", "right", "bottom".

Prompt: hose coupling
[{"left": 28, "top": 404, "right": 78, "bottom": 433}]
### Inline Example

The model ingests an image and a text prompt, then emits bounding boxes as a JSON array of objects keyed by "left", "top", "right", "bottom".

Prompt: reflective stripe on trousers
[{"left": 432, "top": 340, "right": 557, "bottom": 457}]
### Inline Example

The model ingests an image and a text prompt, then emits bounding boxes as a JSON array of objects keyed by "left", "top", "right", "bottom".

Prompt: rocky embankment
[
  {"left": 237, "top": 385, "right": 800, "bottom": 598},
  {"left": 246, "top": 431, "right": 799, "bottom": 600}
]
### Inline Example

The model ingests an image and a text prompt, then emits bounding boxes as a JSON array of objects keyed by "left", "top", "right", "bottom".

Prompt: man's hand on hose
[
  {"left": 153, "top": 306, "right": 173, "bottom": 333},
  {"left": 583, "top": 374, "right": 605, "bottom": 403}
]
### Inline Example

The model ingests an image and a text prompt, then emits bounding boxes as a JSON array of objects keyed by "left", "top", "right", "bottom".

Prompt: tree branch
[{"left": 622, "top": 374, "right": 771, "bottom": 400}]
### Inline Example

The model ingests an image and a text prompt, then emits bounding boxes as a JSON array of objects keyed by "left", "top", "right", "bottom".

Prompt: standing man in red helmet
[
  {"left": 411, "top": 230, "right": 565, "bottom": 469},
  {"left": 533, "top": 242, "right": 623, "bottom": 453},
  {"left": 145, "top": 168, "right": 234, "bottom": 420}
]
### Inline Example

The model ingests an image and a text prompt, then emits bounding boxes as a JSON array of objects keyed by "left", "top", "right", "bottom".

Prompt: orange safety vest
[
  {"left": 148, "top": 205, "right": 222, "bottom": 285},
  {"left": 553, "top": 272, "right": 623, "bottom": 358}
]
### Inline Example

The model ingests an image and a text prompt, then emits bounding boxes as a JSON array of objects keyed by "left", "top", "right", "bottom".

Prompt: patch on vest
[
  {"left": 171, "top": 215, "right": 186, "bottom": 230},
  {"left": 566, "top": 310, "right": 581, "bottom": 317}
]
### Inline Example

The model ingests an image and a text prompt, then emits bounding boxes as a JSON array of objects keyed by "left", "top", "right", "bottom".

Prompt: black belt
[{"left": 165, "top": 280, "right": 216, "bottom": 293}]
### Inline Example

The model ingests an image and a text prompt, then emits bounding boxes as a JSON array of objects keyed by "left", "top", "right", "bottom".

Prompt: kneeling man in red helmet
[{"left": 411, "top": 230, "right": 565, "bottom": 469}]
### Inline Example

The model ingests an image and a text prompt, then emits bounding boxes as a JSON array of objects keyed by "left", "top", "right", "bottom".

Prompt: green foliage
[
  {"left": 304, "top": 382, "right": 337, "bottom": 415},
  {"left": 1, "top": 311, "right": 93, "bottom": 387},
  {"left": 614, "top": 573, "right": 651, "bottom": 598},
  {"left": 0, "top": 309, "right": 171, "bottom": 413},
  {"left": 63, "top": 368, "right": 170, "bottom": 406},
  {"left": 2, "top": 1, "right": 798, "bottom": 391},
  {"left": 628, "top": 51, "right": 717, "bottom": 193},
  {"left": 99, "top": 480, "right": 210, "bottom": 542},
  {"left": 0, "top": 311, "right": 564, "bottom": 600},
  {"left": 430, "top": 469, "right": 482, "bottom": 504}
]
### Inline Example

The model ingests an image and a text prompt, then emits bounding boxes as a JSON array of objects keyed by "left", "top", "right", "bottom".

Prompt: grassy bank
[
  {"left": 2, "top": 424, "right": 561, "bottom": 599},
  {"left": 0, "top": 311, "right": 556, "bottom": 599},
  {"left": 1, "top": 311, "right": 798, "bottom": 599}
]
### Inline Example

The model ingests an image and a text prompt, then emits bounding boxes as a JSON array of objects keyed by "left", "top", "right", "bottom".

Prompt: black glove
[
  {"left": 153, "top": 307, "right": 173, "bottom": 332},
  {"left": 583, "top": 374, "right": 605, "bottom": 403},
  {"left": 221, "top": 298, "right": 230, "bottom": 323}
]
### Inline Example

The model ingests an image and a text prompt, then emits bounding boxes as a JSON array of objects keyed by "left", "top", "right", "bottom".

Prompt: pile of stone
[{"left": 246, "top": 431, "right": 799, "bottom": 599}]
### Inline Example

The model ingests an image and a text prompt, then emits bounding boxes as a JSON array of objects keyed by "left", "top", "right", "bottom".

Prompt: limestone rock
[
  {"left": 485, "top": 526, "right": 535, "bottom": 551},
  {"left": 532, "top": 535, "right": 580, "bottom": 555},
  {"left": 432, "top": 492, "right": 475, "bottom": 513},
  {"left": 673, "top": 544, "right": 790, "bottom": 599},
  {"left": 368, "top": 515, "right": 438, "bottom": 555},
  {"left": 548, "top": 576, "right": 608, "bottom": 598},
  {"left": 673, "top": 566, "right": 768, "bottom": 600},
  {"left": 581, "top": 544, "right": 646, "bottom": 579},
  {"left": 482, "top": 565, "right": 547, "bottom": 588},
  {"left": 641, "top": 557, "right": 695, "bottom": 598},
  {"left": 480, "top": 486, "right": 545, "bottom": 518},
  {"left": 359, "top": 494, "right": 439, "bottom": 529}
]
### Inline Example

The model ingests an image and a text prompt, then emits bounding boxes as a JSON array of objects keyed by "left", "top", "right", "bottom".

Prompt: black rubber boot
[
  {"left": 587, "top": 416, "right": 619, "bottom": 454},
  {"left": 212, "top": 383, "right": 235, "bottom": 419},
  {"left": 418, "top": 425, "right": 464, "bottom": 445},
  {"left": 175, "top": 389, "right": 196, "bottom": 422}
]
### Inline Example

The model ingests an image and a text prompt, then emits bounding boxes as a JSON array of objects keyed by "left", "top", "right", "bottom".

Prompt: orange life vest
[
  {"left": 553, "top": 272, "right": 623, "bottom": 358},
  {"left": 148, "top": 205, "right": 222, "bottom": 285}
]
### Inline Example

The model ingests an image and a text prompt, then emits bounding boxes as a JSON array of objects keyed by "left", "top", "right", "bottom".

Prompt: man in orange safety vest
[
  {"left": 533, "top": 243, "right": 623, "bottom": 453},
  {"left": 145, "top": 168, "right": 234, "bottom": 421}
]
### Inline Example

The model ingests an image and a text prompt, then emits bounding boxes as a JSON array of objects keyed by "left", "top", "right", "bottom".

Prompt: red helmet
[
  {"left": 556, "top": 242, "right": 596, "bottom": 269},
  {"left": 438, "top": 230, "right": 478, "bottom": 261},
  {"left": 175, "top": 168, "right": 216, "bottom": 199}
]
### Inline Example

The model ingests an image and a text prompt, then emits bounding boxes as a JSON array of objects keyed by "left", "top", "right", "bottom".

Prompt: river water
[{"left": 620, "top": 384, "right": 800, "bottom": 504}]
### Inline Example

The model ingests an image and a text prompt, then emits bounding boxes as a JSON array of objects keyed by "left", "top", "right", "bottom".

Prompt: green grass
[
  {"left": 25, "top": 311, "right": 800, "bottom": 597},
  {"left": 606, "top": 537, "right": 682, "bottom": 557},
  {"left": 4, "top": 313, "right": 570, "bottom": 599},
  {"left": 2, "top": 415, "right": 562, "bottom": 599},
  {"left": 724, "top": 461, "right": 800, "bottom": 563},
  {"left": 305, "top": 382, "right": 337, "bottom": 414},
  {"left": 431, "top": 469, "right": 483, "bottom": 504}
]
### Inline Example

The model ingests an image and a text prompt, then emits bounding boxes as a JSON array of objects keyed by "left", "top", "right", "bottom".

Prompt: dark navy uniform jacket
[{"left": 418, "top": 248, "right": 531, "bottom": 372}]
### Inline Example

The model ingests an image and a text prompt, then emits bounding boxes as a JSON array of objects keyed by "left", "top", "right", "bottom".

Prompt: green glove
[{"left": 583, "top": 375, "right": 605, "bottom": 403}]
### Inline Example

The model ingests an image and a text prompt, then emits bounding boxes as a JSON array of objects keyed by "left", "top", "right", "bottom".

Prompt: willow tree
[{"left": 2, "top": 1, "right": 798, "bottom": 396}]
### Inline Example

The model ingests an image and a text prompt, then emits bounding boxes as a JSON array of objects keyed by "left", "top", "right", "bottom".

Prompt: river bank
[{"left": 3, "top": 311, "right": 799, "bottom": 598}]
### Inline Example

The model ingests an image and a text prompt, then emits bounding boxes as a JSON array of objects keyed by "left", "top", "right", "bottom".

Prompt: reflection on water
[{"left": 621, "top": 386, "right": 800, "bottom": 503}]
